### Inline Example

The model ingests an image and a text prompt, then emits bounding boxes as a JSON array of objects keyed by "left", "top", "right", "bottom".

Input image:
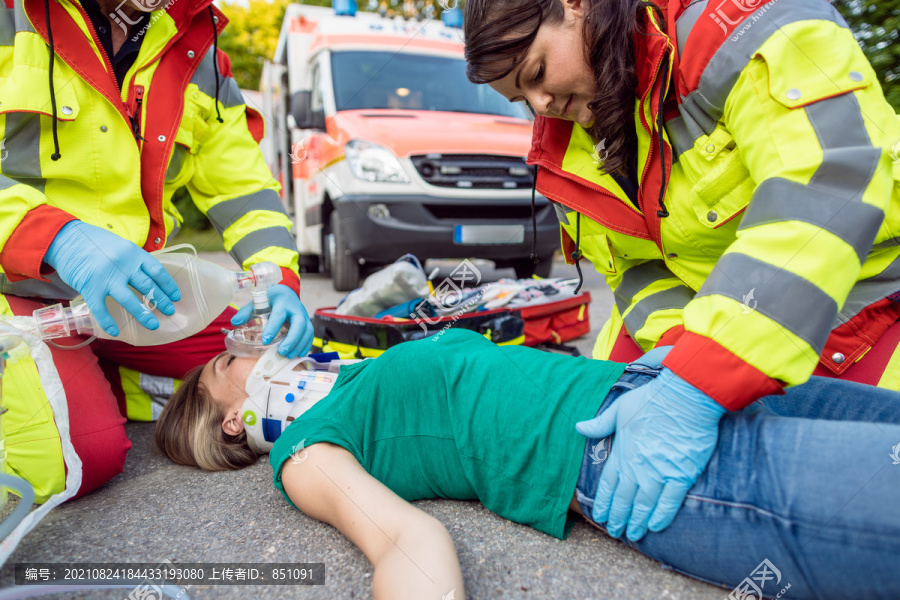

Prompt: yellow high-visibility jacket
[
  {"left": 0, "top": 0, "right": 300, "bottom": 298},
  {"left": 528, "top": 0, "right": 900, "bottom": 409},
  {"left": 0, "top": 0, "right": 299, "bottom": 502}
]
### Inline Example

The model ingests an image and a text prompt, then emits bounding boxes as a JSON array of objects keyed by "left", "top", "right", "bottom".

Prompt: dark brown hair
[
  {"left": 464, "top": 0, "right": 665, "bottom": 177},
  {"left": 154, "top": 365, "right": 259, "bottom": 471}
]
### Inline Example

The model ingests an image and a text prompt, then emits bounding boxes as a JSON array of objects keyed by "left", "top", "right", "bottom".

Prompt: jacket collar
[{"left": 24, "top": 0, "right": 219, "bottom": 55}]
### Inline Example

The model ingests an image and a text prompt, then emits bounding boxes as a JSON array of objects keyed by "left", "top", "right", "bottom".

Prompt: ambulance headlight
[{"left": 345, "top": 140, "right": 409, "bottom": 183}]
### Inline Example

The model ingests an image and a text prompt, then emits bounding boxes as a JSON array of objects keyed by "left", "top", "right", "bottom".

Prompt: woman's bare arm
[{"left": 281, "top": 442, "right": 465, "bottom": 600}]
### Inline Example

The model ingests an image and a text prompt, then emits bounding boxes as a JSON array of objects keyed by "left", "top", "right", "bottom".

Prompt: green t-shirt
[{"left": 270, "top": 327, "right": 625, "bottom": 539}]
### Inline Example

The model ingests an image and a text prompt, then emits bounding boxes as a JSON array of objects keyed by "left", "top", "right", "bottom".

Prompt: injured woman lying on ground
[{"left": 154, "top": 328, "right": 900, "bottom": 600}]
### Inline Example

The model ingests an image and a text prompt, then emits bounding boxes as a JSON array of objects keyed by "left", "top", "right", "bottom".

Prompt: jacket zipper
[{"left": 129, "top": 85, "right": 146, "bottom": 143}]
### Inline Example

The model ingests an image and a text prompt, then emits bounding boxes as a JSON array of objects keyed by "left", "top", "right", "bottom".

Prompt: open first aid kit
[{"left": 313, "top": 256, "right": 591, "bottom": 358}]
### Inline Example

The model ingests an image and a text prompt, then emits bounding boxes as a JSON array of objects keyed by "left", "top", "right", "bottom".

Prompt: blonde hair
[{"left": 154, "top": 366, "right": 259, "bottom": 471}]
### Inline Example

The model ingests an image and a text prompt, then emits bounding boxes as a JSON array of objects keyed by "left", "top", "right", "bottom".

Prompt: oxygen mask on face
[
  {"left": 224, "top": 288, "right": 290, "bottom": 358},
  {"left": 240, "top": 348, "right": 363, "bottom": 454}
]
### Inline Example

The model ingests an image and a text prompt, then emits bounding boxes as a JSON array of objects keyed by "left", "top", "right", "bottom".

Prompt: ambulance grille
[{"left": 410, "top": 154, "right": 534, "bottom": 189}]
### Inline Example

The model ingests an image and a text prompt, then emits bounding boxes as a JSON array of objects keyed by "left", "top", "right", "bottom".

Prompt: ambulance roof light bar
[{"left": 334, "top": 0, "right": 357, "bottom": 16}]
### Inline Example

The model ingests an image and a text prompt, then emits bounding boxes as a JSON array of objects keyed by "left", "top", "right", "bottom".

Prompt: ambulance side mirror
[{"left": 290, "top": 91, "right": 326, "bottom": 131}]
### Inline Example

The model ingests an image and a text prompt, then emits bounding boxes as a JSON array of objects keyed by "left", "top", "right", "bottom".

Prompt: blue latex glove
[
  {"left": 43, "top": 221, "right": 181, "bottom": 337},
  {"left": 575, "top": 367, "right": 727, "bottom": 542},
  {"left": 231, "top": 284, "right": 313, "bottom": 359},
  {"left": 633, "top": 345, "right": 673, "bottom": 369}
]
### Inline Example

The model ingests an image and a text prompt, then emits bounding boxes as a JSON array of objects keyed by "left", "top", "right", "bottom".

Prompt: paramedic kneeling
[{"left": 0, "top": 0, "right": 312, "bottom": 502}]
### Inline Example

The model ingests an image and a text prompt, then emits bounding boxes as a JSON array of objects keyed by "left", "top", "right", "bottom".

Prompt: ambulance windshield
[{"left": 331, "top": 51, "right": 531, "bottom": 119}]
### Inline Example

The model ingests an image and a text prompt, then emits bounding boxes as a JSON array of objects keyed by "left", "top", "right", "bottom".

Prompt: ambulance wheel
[
  {"left": 329, "top": 213, "right": 360, "bottom": 291},
  {"left": 299, "top": 254, "right": 320, "bottom": 273},
  {"left": 512, "top": 256, "right": 553, "bottom": 279}
]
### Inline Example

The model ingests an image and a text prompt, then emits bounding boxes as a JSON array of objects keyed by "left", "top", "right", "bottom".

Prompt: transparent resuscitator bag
[{"left": 32, "top": 245, "right": 281, "bottom": 347}]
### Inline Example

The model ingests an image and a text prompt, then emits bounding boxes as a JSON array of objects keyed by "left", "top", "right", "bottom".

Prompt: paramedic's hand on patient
[
  {"left": 43, "top": 220, "right": 181, "bottom": 337},
  {"left": 231, "top": 284, "right": 313, "bottom": 359},
  {"left": 634, "top": 345, "right": 673, "bottom": 368},
  {"left": 575, "top": 367, "right": 726, "bottom": 542}
]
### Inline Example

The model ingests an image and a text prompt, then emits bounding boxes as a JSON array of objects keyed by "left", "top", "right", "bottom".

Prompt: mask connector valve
[{"left": 225, "top": 288, "right": 288, "bottom": 357}]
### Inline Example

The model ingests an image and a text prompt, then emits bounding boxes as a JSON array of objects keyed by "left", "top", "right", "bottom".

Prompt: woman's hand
[
  {"left": 231, "top": 284, "right": 314, "bottom": 358},
  {"left": 43, "top": 220, "right": 181, "bottom": 337},
  {"left": 575, "top": 367, "right": 726, "bottom": 541},
  {"left": 633, "top": 345, "right": 673, "bottom": 369}
]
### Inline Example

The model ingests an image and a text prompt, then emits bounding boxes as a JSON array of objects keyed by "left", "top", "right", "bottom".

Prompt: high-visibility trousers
[{"left": 1, "top": 294, "right": 236, "bottom": 503}]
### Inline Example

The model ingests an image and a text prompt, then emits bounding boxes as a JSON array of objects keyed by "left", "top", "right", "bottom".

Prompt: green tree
[
  {"left": 832, "top": 0, "right": 900, "bottom": 112},
  {"left": 217, "top": 0, "right": 292, "bottom": 90}
]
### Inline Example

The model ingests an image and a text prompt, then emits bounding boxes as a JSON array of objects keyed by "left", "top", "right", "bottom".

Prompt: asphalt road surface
[{"left": 0, "top": 252, "right": 730, "bottom": 600}]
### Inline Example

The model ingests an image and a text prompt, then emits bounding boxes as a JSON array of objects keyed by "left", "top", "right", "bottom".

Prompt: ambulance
[{"left": 259, "top": 2, "right": 559, "bottom": 290}]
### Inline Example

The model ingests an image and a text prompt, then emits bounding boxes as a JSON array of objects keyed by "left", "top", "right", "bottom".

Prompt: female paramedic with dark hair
[
  {"left": 462, "top": 0, "right": 900, "bottom": 546},
  {"left": 155, "top": 329, "right": 900, "bottom": 599}
]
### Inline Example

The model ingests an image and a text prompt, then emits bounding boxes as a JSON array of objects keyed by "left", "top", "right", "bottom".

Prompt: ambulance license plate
[{"left": 454, "top": 225, "right": 525, "bottom": 245}]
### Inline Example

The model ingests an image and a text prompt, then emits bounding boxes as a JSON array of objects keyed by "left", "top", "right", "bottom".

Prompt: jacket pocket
[
  {"left": 583, "top": 231, "right": 618, "bottom": 275},
  {"left": 0, "top": 65, "right": 80, "bottom": 121},
  {"left": 688, "top": 123, "right": 754, "bottom": 229},
  {"left": 760, "top": 23, "right": 872, "bottom": 111},
  {"left": 175, "top": 84, "right": 214, "bottom": 154}
]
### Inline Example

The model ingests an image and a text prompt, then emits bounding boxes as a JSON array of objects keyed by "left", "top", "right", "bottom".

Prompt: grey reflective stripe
[
  {"left": 207, "top": 189, "right": 288, "bottom": 233},
  {"left": 614, "top": 260, "right": 679, "bottom": 315},
  {"left": 13, "top": 0, "right": 34, "bottom": 34},
  {"left": 663, "top": 114, "right": 693, "bottom": 161},
  {"left": 838, "top": 252, "right": 900, "bottom": 324},
  {"left": 229, "top": 226, "right": 297, "bottom": 266},
  {"left": 0, "top": 172, "right": 45, "bottom": 194},
  {"left": 675, "top": 0, "right": 708, "bottom": 60},
  {"left": 0, "top": 272, "right": 76, "bottom": 300},
  {"left": 697, "top": 253, "right": 837, "bottom": 352},
  {"left": 219, "top": 77, "right": 244, "bottom": 109},
  {"left": 553, "top": 202, "right": 571, "bottom": 225},
  {"left": 165, "top": 145, "right": 188, "bottom": 182},
  {"left": 678, "top": 0, "right": 848, "bottom": 137},
  {"left": 622, "top": 285, "right": 694, "bottom": 337},
  {"left": 191, "top": 48, "right": 244, "bottom": 109},
  {"left": 806, "top": 97, "right": 880, "bottom": 200},
  {"left": 739, "top": 94, "right": 883, "bottom": 264},
  {"left": 872, "top": 237, "right": 900, "bottom": 251},
  {"left": 739, "top": 178, "right": 883, "bottom": 265},
  {"left": 2, "top": 111, "right": 46, "bottom": 192},
  {"left": 0, "top": 174, "right": 16, "bottom": 191},
  {"left": 1, "top": 8, "right": 15, "bottom": 45}
]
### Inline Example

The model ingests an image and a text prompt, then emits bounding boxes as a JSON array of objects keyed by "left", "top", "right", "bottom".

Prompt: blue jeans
[{"left": 576, "top": 363, "right": 900, "bottom": 600}]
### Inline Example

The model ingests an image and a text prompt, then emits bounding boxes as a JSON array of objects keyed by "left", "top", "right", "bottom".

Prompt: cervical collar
[{"left": 240, "top": 347, "right": 363, "bottom": 453}]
